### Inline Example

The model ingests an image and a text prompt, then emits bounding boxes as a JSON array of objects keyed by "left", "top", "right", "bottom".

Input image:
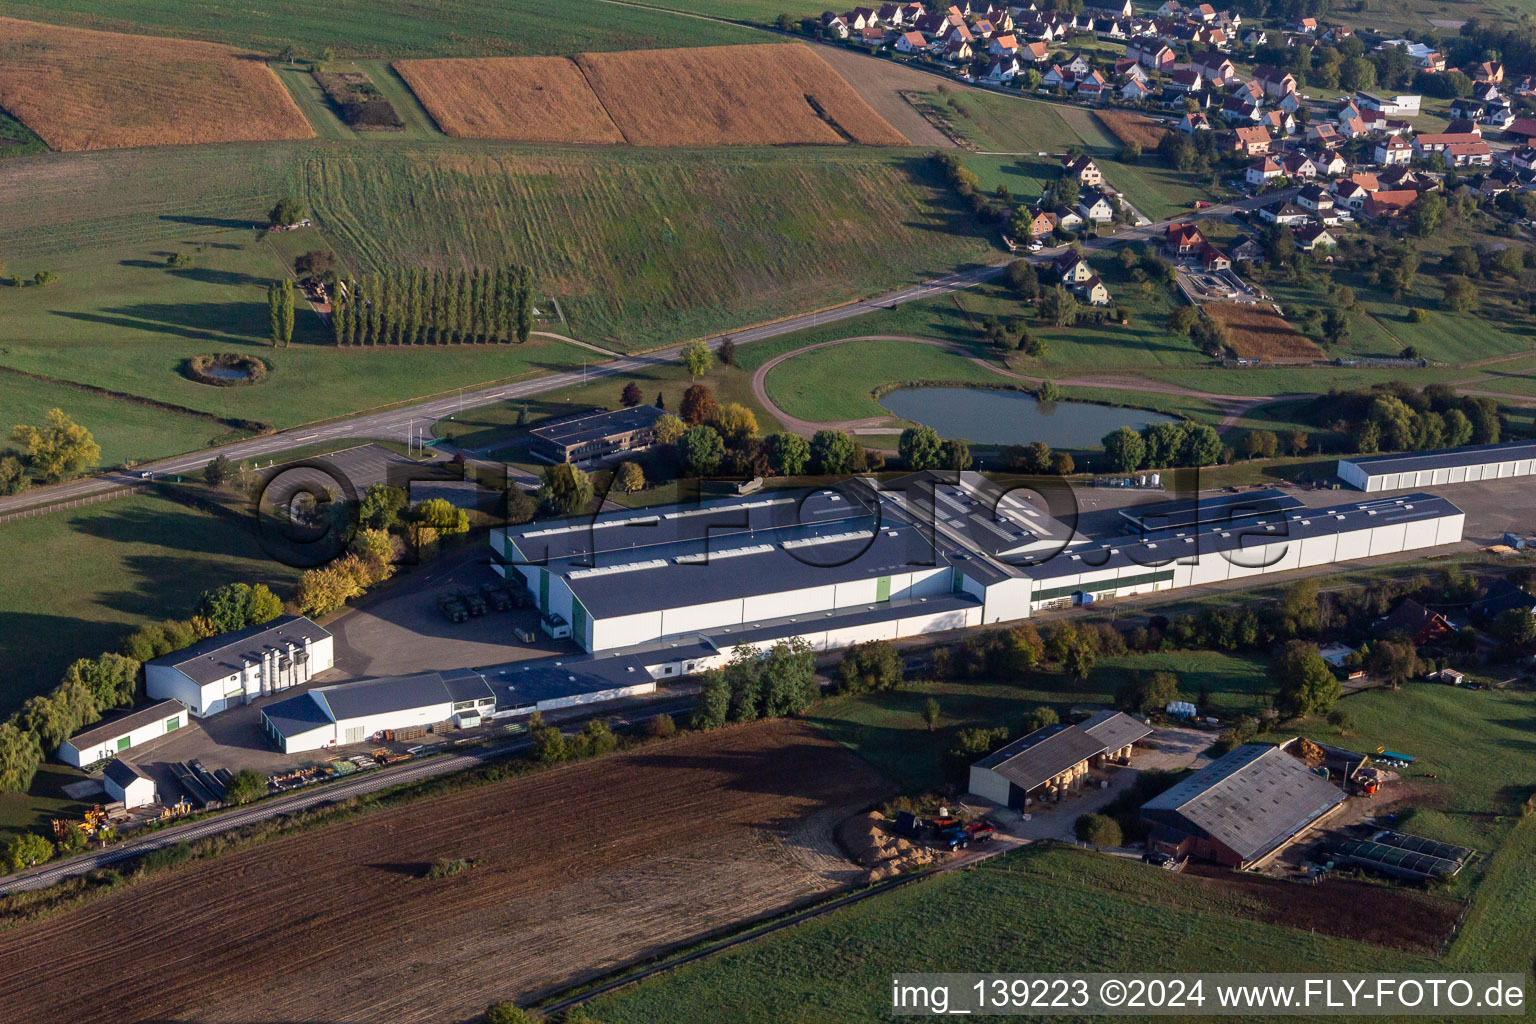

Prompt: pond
[
  {"left": 878, "top": 387, "right": 1176, "bottom": 448},
  {"left": 200, "top": 364, "right": 253, "bottom": 380}
]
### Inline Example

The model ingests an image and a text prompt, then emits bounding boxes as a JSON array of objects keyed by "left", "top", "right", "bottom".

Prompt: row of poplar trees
[{"left": 331, "top": 265, "right": 534, "bottom": 346}]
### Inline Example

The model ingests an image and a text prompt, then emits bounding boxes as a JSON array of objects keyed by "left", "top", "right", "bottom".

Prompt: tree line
[
  {"left": 331, "top": 265, "right": 534, "bottom": 346},
  {"left": 0, "top": 582, "right": 284, "bottom": 798}
]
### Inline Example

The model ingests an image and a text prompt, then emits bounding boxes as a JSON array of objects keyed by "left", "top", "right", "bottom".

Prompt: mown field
[
  {"left": 754, "top": 255, "right": 1209, "bottom": 428},
  {"left": 0, "top": 369, "right": 228, "bottom": 468},
  {"left": 584, "top": 844, "right": 1432, "bottom": 1023},
  {"left": 0, "top": 0, "right": 766, "bottom": 58},
  {"left": 0, "top": 221, "right": 586, "bottom": 460},
  {"left": 300, "top": 144, "right": 990, "bottom": 349},
  {"left": 915, "top": 89, "right": 1092, "bottom": 154},
  {"left": 0, "top": 139, "right": 989, "bottom": 459},
  {"left": 0, "top": 490, "right": 303, "bottom": 718},
  {"left": 914, "top": 88, "right": 1218, "bottom": 221},
  {"left": 586, "top": 680, "right": 1536, "bottom": 1023},
  {"left": 808, "top": 650, "right": 1268, "bottom": 791}
]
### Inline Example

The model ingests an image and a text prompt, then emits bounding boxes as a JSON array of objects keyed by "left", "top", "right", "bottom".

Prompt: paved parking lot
[{"left": 328, "top": 549, "right": 571, "bottom": 679}]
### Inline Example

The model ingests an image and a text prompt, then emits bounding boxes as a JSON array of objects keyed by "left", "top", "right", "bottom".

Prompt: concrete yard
[{"left": 327, "top": 547, "right": 571, "bottom": 679}]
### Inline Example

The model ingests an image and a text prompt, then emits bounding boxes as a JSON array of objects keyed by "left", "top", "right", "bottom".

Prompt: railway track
[{"left": 0, "top": 697, "right": 698, "bottom": 896}]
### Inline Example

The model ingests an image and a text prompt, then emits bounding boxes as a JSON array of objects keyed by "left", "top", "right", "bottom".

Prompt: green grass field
[
  {"left": 809, "top": 651, "right": 1268, "bottom": 791},
  {"left": 1264, "top": 272, "right": 1535, "bottom": 366},
  {"left": 765, "top": 339, "right": 1001, "bottom": 422},
  {"left": 757, "top": 252, "right": 1209, "bottom": 427},
  {"left": 1099, "top": 154, "right": 1216, "bottom": 223},
  {"left": 919, "top": 90, "right": 1097, "bottom": 154},
  {"left": 585, "top": 678, "right": 1536, "bottom": 1023},
  {"left": 301, "top": 145, "right": 990, "bottom": 350},
  {"left": 0, "top": 490, "right": 303, "bottom": 716},
  {"left": 1, "top": 369, "right": 228, "bottom": 468},
  {"left": 0, "top": 222, "right": 587, "bottom": 460},
  {"left": 919, "top": 89, "right": 1218, "bottom": 221},
  {"left": 583, "top": 844, "right": 1432, "bottom": 1024},
  {"left": 0, "top": 109, "right": 46, "bottom": 160},
  {"left": 0, "top": 139, "right": 994, "bottom": 461},
  {"left": 0, "top": 0, "right": 765, "bottom": 58}
]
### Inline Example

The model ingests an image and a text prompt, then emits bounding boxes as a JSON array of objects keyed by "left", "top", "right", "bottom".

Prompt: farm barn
[
  {"left": 261, "top": 669, "right": 496, "bottom": 754},
  {"left": 1141, "top": 743, "right": 1347, "bottom": 868},
  {"left": 968, "top": 711, "right": 1152, "bottom": 809},
  {"left": 57, "top": 699, "right": 188, "bottom": 768},
  {"left": 493, "top": 478, "right": 1464, "bottom": 661},
  {"left": 146, "top": 616, "right": 334, "bottom": 718},
  {"left": 1338, "top": 440, "right": 1536, "bottom": 493}
]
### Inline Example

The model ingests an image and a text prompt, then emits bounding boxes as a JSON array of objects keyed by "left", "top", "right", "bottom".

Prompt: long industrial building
[
  {"left": 1338, "top": 440, "right": 1536, "bottom": 492},
  {"left": 58, "top": 699, "right": 188, "bottom": 768},
  {"left": 261, "top": 669, "right": 497, "bottom": 754},
  {"left": 491, "top": 476, "right": 1464, "bottom": 666}
]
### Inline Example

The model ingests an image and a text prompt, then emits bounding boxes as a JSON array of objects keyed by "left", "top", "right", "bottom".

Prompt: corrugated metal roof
[
  {"left": 1080, "top": 710, "right": 1153, "bottom": 750},
  {"left": 974, "top": 722, "right": 1115, "bottom": 791},
  {"left": 261, "top": 693, "right": 333, "bottom": 740},
  {"left": 1141, "top": 743, "right": 1345, "bottom": 862},
  {"left": 1022, "top": 492, "right": 1461, "bottom": 583},
  {"left": 1340, "top": 440, "right": 1536, "bottom": 478}
]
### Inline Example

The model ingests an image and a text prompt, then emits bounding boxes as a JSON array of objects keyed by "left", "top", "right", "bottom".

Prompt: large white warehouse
[
  {"left": 1339, "top": 441, "right": 1536, "bottom": 493},
  {"left": 147, "top": 616, "right": 335, "bottom": 717},
  {"left": 492, "top": 477, "right": 1464, "bottom": 662}
]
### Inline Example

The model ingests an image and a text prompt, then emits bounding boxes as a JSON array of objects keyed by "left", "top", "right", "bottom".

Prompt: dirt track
[{"left": 0, "top": 720, "right": 889, "bottom": 1023}]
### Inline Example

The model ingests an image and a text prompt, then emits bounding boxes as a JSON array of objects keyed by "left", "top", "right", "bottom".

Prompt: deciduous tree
[{"left": 11, "top": 408, "right": 100, "bottom": 482}]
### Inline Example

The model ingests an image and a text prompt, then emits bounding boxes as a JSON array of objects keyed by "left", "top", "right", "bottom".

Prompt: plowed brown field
[
  {"left": 0, "top": 17, "right": 313, "bottom": 151},
  {"left": 395, "top": 56, "right": 624, "bottom": 143},
  {"left": 574, "top": 43, "right": 908, "bottom": 146},
  {"left": 0, "top": 719, "right": 888, "bottom": 1024},
  {"left": 1205, "top": 302, "right": 1323, "bottom": 361}
]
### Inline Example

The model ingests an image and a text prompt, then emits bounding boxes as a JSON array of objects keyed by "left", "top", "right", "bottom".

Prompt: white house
[
  {"left": 146, "top": 616, "right": 334, "bottom": 718},
  {"left": 104, "top": 758, "right": 158, "bottom": 810},
  {"left": 1077, "top": 188, "right": 1118, "bottom": 222},
  {"left": 57, "top": 699, "right": 188, "bottom": 768},
  {"left": 1375, "top": 136, "right": 1413, "bottom": 165},
  {"left": 1356, "top": 91, "right": 1421, "bottom": 116}
]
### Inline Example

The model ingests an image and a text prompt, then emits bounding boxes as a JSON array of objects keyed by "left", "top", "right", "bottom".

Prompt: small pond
[
  {"left": 200, "top": 364, "right": 254, "bottom": 380},
  {"left": 879, "top": 387, "right": 1176, "bottom": 447}
]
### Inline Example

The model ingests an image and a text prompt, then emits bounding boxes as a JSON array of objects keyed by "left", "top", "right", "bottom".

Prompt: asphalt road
[
  {"left": 1, "top": 192, "right": 1299, "bottom": 519},
  {"left": 0, "top": 264, "right": 1010, "bottom": 518},
  {"left": 0, "top": 695, "right": 699, "bottom": 895}
]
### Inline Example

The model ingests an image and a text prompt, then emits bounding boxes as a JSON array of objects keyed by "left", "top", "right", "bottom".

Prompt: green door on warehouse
[
  {"left": 538, "top": 569, "right": 550, "bottom": 613},
  {"left": 876, "top": 575, "right": 892, "bottom": 602}
]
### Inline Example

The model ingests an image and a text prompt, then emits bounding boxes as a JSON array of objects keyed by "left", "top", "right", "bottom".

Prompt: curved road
[{"left": 750, "top": 337, "right": 1299, "bottom": 440}]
